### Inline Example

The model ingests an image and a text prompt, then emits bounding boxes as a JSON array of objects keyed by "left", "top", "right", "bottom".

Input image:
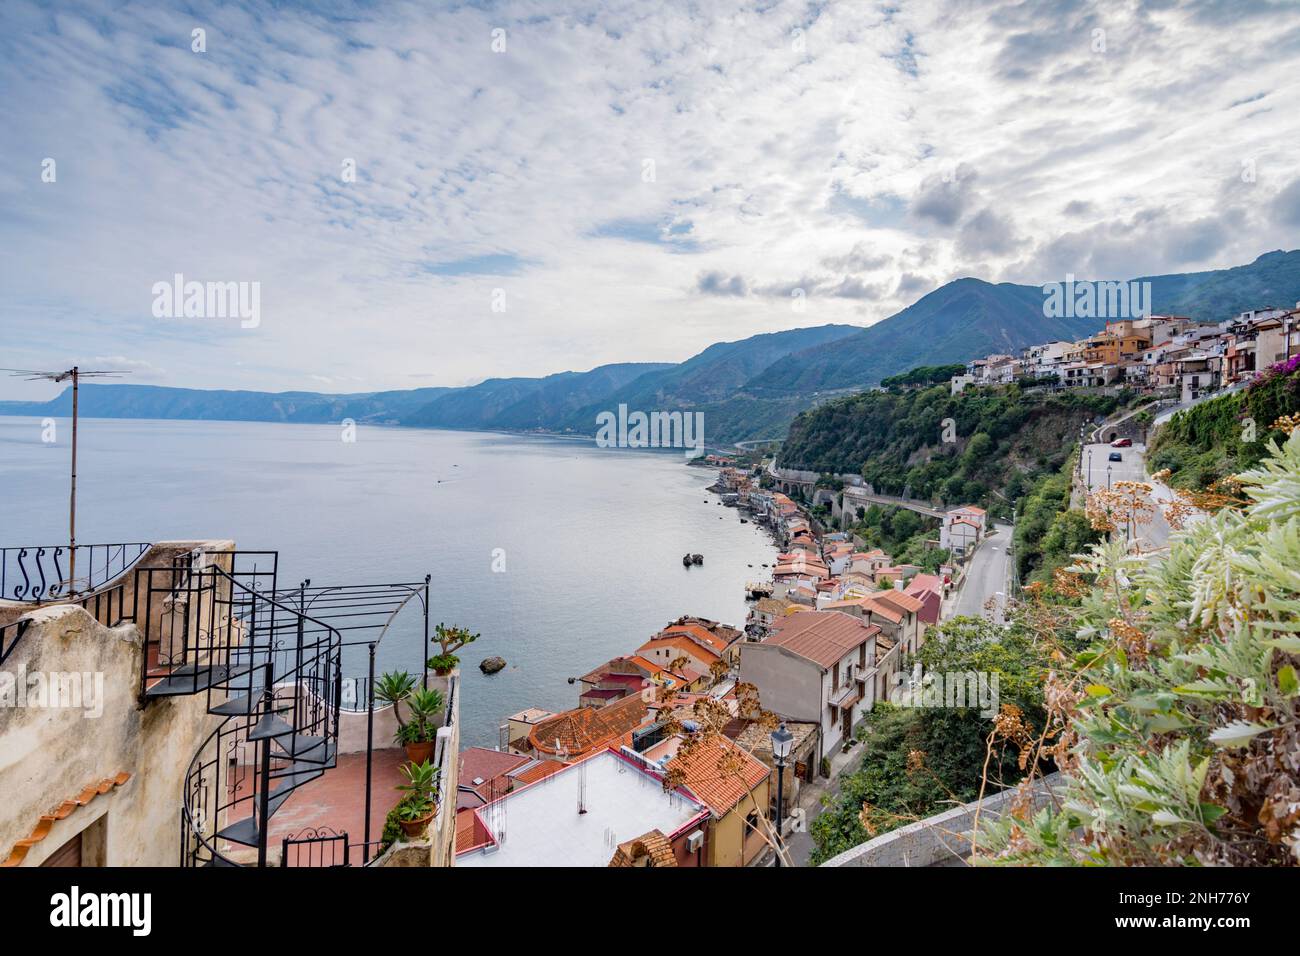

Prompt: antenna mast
[{"left": 4, "top": 366, "right": 127, "bottom": 594}]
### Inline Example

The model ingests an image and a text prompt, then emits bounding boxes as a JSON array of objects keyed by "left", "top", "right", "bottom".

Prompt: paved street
[
  {"left": 951, "top": 522, "right": 1012, "bottom": 623},
  {"left": 784, "top": 738, "right": 861, "bottom": 866},
  {"left": 1081, "top": 441, "right": 1176, "bottom": 549}
]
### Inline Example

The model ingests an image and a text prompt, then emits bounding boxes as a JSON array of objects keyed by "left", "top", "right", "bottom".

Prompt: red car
[{"left": 1111, "top": 438, "right": 1132, "bottom": 447}]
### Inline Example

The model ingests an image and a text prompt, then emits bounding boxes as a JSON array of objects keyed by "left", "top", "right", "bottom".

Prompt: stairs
[{"left": 138, "top": 556, "right": 344, "bottom": 867}]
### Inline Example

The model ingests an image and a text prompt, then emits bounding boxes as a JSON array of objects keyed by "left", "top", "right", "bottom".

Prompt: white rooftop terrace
[{"left": 456, "top": 749, "right": 709, "bottom": 867}]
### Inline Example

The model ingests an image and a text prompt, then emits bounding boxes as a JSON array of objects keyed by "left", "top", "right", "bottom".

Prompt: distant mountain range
[
  {"left": 4, "top": 250, "right": 1297, "bottom": 445},
  {"left": 746, "top": 250, "right": 1300, "bottom": 397}
]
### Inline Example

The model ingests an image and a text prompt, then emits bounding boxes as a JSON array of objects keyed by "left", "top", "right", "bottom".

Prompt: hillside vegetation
[
  {"left": 1148, "top": 356, "right": 1300, "bottom": 489},
  {"left": 979, "top": 430, "right": 1300, "bottom": 866},
  {"left": 779, "top": 381, "right": 1130, "bottom": 517},
  {"left": 1011, "top": 450, "right": 1099, "bottom": 585}
]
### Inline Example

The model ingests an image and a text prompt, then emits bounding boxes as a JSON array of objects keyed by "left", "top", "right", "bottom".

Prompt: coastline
[{"left": 0, "top": 410, "right": 738, "bottom": 459}]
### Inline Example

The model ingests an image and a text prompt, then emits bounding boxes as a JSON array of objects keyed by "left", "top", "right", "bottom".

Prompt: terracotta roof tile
[
  {"left": 527, "top": 694, "right": 649, "bottom": 758},
  {"left": 766, "top": 611, "right": 879, "bottom": 669},
  {"left": 636, "top": 635, "right": 722, "bottom": 666},
  {"left": 666, "top": 735, "right": 770, "bottom": 817},
  {"left": 2, "top": 773, "right": 131, "bottom": 867},
  {"left": 608, "top": 829, "right": 678, "bottom": 867}
]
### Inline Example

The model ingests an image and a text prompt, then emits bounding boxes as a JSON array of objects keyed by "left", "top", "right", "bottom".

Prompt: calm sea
[{"left": 0, "top": 416, "right": 775, "bottom": 744}]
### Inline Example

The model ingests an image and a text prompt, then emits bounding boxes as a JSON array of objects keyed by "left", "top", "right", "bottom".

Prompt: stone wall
[{"left": 820, "top": 772, "right": 1063, "bottom": 867}]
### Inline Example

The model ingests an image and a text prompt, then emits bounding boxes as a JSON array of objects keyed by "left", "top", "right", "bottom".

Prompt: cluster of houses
[
  {"left": 457, "top": 473, "right": 965, "bottom": 867},
  {"left": 953, "top": 307, "right": 1300, "bottom": 403},
  {"left": 457, "top": 615, "right": 778, "bottom": 867}
]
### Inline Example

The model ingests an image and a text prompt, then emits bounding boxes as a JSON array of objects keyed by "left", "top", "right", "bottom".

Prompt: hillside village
[
  {"left": 455, "top": 464, "right": 961, "bottom": 866},
  {"left": 953, "top": 306, "right": 1299, "bottom": 402},
  {"left": 453, "top": 298, "right": 1300, "bottom": 868}
]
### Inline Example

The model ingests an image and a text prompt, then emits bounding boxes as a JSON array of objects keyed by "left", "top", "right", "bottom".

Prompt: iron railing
[
  {"left": 0, "top": 618, "right": 31, "bottom": 667},
  {"left": 134, "top": 550, "right": 279, "bottom": 699},
  {"left": 0, "top": 542, "right": 150, "bottom": 603},
  {"left": 281, "top": 827, "right": 350, "bottom": 867}
]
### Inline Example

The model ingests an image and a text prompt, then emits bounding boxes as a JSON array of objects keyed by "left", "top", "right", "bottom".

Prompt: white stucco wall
[{"left": 0, "top": 604, "right": 218, "bottom": 866}]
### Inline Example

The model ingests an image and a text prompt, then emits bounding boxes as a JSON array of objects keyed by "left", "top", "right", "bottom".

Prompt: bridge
[
  {"left": 767, "top": 463, "right": 947, "bottom": 525},
  {"left": 839, "top": 486, "right": 946, "bottom": 520}
]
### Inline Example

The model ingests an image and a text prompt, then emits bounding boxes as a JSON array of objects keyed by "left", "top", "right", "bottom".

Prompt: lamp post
[
  {"left": 1107, "top": 464, "right": 1113, "bottom": 490},
  {"left": 1087, "top": 448, "right": 1093, "bottom": 491},
  {"left": 771, "top": 721, "right": 793, "bottom": 868}
]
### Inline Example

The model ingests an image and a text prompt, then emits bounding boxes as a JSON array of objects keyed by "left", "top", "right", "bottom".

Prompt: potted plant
[
  {"left": 395, "top": 759, "right": 440, "bottom": 839},
  {"left": 394, "top": 686, "right": 445, "bottom": 764},
  {"left": 375, "top": 671, "right": 444, "bottom": 764},
  {"left": 427, "top": 622, "right": 479, "bottom": 676}
]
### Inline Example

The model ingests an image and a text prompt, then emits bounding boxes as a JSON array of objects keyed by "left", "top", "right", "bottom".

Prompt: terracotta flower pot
[
  {"left": 399, "top": 811, "right": 434, "bottom": 839},
  {"left": 404, "top": 740, "right": 435, "bottom": 764}
]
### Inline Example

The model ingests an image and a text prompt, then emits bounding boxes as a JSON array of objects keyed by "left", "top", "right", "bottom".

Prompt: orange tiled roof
[
  {"left": 637, "top": 634, "right": 722, "bottom": 666},
  {"left": 608, "top": 829, "right": 678, "bottom": 867},
  {"left": 455, "top": 808, "right": 493, "bottom": 853},
  {"left": 668, "top": 735, "right": 770, "bottom": 817},
  {"left": 3, "top": 772, "right": 131, "bottom": 867},
  {"left": 528, "top": 694, "right": 649, "bottom": 758},
  {"left": 512, "top": 759, "right": 567, "bottom": 786},
  {"left": 661, "top": 622, "right": 730, "bottom": 654},
  {"left": 767, "top": 611, "right": 880, "bottom": 669},
  {"left": 873, "top": 590, "right": 924, "bottom": 615}
]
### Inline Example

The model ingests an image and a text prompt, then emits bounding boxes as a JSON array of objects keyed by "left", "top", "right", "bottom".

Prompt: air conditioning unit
[{"left": 686, "top": 830, "right": 705, "bottom": 852}]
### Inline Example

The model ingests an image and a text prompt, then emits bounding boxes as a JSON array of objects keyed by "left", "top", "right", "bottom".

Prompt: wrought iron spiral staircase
[{"left": 136, "top": 551, "right": 343, "bottom": 867}]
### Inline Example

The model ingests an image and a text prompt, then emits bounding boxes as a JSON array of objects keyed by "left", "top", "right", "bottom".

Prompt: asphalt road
[
  {"left": 951, "top": 522, "right": 1012, "bottom": 623},
  {"left": 1081, "top": 441, "right": 1175, "bottom": 549}
]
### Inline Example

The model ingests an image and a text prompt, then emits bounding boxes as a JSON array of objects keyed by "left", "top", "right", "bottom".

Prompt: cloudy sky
[{"left": 2, "top": 0, "right": 1299, "bottom": 399}]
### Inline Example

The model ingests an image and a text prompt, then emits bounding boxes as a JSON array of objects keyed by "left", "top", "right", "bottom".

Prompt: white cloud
[{"left": 1, "top": 0, "right": 1298, "bottom": 398}]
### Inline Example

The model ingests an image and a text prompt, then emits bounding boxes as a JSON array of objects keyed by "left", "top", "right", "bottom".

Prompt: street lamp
[
  {"left": 1087, "top": 448, "right": 1093, "bottom": 491},
  {"left": 1107, "top": 464, "right": 1113, "bottom": 490},
  {"left": 771, "top": 721, "right": 793, "bottom": 868}
]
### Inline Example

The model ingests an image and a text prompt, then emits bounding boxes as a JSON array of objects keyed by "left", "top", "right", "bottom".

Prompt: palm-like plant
[
  {"left": 396, "top": 759, "right": 441, "bottom": 819},
  {"left": 405, "top": 687, "right": 446, "bottom": 744},
  {"left": 373, "top": 670, "right": 416, "bottom": 728}
]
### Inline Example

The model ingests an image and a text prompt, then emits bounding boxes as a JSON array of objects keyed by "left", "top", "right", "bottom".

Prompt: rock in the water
[{"left": 479, "top": 656, "right": 507, "bottom": 675}]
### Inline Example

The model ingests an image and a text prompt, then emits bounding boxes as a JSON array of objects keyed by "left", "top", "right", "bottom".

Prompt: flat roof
[{"left": 456, "top": 749, "right": 709, "bottom": 867}]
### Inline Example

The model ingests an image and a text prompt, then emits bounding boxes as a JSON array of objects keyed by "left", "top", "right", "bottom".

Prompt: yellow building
[{"left": 645, "top": 733, "right": 773, "bottom": 867}]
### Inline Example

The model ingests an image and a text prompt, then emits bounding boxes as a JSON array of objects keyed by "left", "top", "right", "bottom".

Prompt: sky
[{"left": 2, "top": 0, "right": 1299, "bottom": 399}]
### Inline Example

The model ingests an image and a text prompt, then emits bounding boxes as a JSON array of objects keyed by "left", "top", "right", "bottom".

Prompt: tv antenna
[{"left": 3, "top": 366, "right": 128, "bottom": 594}]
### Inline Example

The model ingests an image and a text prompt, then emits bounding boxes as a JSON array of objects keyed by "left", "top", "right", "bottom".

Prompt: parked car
[
  {"left": 1111, "top": 438, "right": 1132, "bottom": 447},
  {"left": 1108, "top": 451, "right": 1123, "bottom": 462}
]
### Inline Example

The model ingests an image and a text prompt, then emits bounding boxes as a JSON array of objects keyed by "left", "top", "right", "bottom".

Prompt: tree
[
  {"left": 427, "top": 622, "right": 479, "bottom": 675},
  {"left": 809, "top": 616, "right": 1053, "bottom": 864}
]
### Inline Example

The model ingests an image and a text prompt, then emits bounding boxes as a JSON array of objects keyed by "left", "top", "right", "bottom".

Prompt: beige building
[{"left": 1, "top": 540, "right": 458, "bottom": 869}]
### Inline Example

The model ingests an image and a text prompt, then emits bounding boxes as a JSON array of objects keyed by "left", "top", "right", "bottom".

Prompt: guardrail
[{"left": 1, "top": 542, "right": 150, "bottom": 603}]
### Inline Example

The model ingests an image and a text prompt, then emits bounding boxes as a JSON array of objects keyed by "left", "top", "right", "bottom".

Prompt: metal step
[
  {"left": 248, "top": 714, "right": 295, "bottom": 741},
  {"left": 214, "top": 773, "right": 322, "bottom": 849},
  {"left": 270, "top": 746, "right": 337, "bottom": 778},
  {"left": 215, "top": 815, "right": 261, "bottom": 848},
  {"left": 145, "top": 661, "right": 260, "bottom": 698},
  {"left": 272, "top": 734, "right": 331, "bottom": 760}
]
